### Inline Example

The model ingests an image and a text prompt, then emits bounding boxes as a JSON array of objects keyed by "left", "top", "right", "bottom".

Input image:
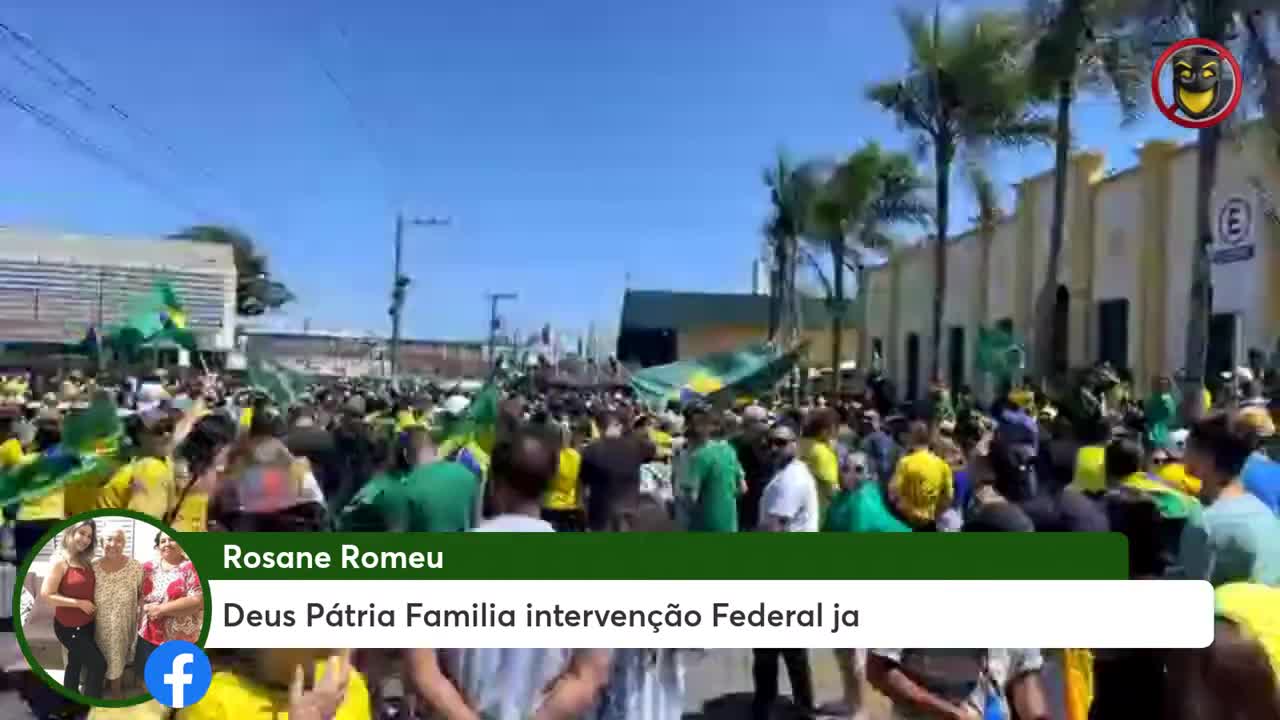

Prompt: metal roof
[
  {"left": 620, "top": 290, "right": 858, "bottom": 332},
  {"left": 0, "top": 227, "right": 235, "bottom": 273}
]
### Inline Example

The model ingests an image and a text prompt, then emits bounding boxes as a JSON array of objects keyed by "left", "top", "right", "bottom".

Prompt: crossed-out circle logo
[
  {"left": 1151, "top": 37, "right": 1243, "bottom": 128},
  {"left": 143, "top": 640, "right": 213, "bottom": 708}
]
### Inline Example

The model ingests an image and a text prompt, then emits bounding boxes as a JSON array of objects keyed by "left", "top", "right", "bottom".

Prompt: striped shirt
[
  {"left": 433, "top": 649, "right": 575, "bottom": 720},
  {"left": 591, "top": 649, "right": 687, "bottom": 720}
]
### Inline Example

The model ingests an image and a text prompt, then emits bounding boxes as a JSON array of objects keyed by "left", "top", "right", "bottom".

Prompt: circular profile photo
[{"left": 11, "top": 509, "right": 210, "bottom": 708}]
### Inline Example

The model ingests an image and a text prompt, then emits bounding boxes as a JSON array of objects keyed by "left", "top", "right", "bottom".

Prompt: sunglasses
[
  {"left": 1151, "top": 455, "right": 1172, "bottom": 465},
  {"left": 768, "top": 436, "right": 794, "bottom": 448},
  {"left": 851, "top": 464, "right": 867, "bottom": 474}
]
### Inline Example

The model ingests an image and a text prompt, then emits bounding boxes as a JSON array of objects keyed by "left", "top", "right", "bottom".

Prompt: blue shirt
[
  {"left": 1242, "top": 453, "right": 1280, "bottom": 516},
  {"left": 1179, "top": 492, "right": 1280, "bottom": 587},
  {"left": 952, "top": 469, "right": 972, "bottom": 510},
  {"left": 860, "top": 431, "right": 899, "bottom": 484}
]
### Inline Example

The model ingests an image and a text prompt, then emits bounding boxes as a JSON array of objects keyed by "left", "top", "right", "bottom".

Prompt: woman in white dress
[{"left": 92, "top": 529, "right": 142, "bottom": 697}]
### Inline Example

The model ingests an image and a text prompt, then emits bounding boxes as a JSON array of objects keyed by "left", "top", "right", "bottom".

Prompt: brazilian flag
[{"left": 105, "top": 281, "right": 197, "bottom": 360}]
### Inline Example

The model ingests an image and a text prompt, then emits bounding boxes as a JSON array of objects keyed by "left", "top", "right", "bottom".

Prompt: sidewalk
[{"left": 683, "top": 649, "right": 890, "bottom": 719}]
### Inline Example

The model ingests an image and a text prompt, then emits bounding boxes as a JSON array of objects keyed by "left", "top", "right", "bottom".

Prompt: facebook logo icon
[{"left": 143, "top": 640, "right": 212, "bottom": 708}]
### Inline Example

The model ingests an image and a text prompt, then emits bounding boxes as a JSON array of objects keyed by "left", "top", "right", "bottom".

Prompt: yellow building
[
  {"left": 861, "top": 123, "right": 1280, "bottom": 401},
  {"left": 618, "top": 289, "right": 857, "bottom": 368}
]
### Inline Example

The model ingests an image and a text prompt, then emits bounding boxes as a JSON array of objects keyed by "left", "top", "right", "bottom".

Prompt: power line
[
  {"left": 311, "top": 19, "right": 403, "bottom": 207},
  {"left": 0, "top": 19, "right": 279, "bottom": 233},
  {"left": 0, "top": 82, "right": 210, "bottom": 218},
  {"left": 319, "top": 64, "right": 400, "bottom": 204}
]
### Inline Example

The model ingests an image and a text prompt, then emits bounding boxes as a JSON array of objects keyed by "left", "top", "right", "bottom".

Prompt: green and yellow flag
[
  {"left": 0, "top": 391, "right": 125, "bottom": 508},
  {"left": 106, "top": 281, "right": 197, "bottom": 360}
]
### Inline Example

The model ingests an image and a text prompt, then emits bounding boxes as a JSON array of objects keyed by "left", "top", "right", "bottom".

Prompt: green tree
[
  {"left": 170, "top": 225, "right": 296, "bottom": 316},
  {"left": 1027, "top": 0, "right": 1146, "bottom": 380},
  {"left": 869, "top": 7, "right": 1052, "bottom": 387},
  {"left": 967, "top": 163, "right": 1009, "bottom": 396},
  {"left": 804, "top": 144, "right": 930, "bottom": 395},
  {"left": 762, "top": 151, "right": 822, "bottom": 346},
  {"left": 1241, "top": 9, "right": 1280, "bottom": 147},
  {"left": 1117, "top": 1, "right": 1276, "bottom": 415}
]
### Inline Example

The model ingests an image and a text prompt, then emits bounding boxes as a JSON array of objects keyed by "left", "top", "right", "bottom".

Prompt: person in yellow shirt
[
  {"left": 1164, "top": 583, "right": 1280, "bottom": 717},
  {"left": 1070, "top": 420, "right": 1112, "bottom": 496},
  {"left": 180, "top": 650, "right": 368, "bottom": 720},
  {"left": 800, "top": 408, "right": 840, "bottom": 506},
  {"left": 88, "top": 650, "right": 369, "bottom": 720},
  {"left": 167, "top": 413, "right": 239, "bottom": 532},
  {"left": 13, "top": 409, "right": 67, "bottom": 559},
  {"left": 0, "top": 407, "right": 25, "bottom": 470},
  {"left": 542, "top": 418, "right": 591, "bottom": 531},
  {"left": 86, "top": 398, "right": 209, "bottom": 523},
  {"left": 93, "top": 410, "right": 177, "bottom": 519},
  {"left": 1151, "top": 429, "right": 1202, "bottom": 497},
  {"left": 888, "top": 421, "right": 954, "bottom": 529}
]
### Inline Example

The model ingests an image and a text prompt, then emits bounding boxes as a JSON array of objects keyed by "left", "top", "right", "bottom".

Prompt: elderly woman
[
  {"left": 134, "top": 534, "right": 203, "bottom": 673},
  {"left": 92, "top": 529, "right": 142, "bottom": 697}
]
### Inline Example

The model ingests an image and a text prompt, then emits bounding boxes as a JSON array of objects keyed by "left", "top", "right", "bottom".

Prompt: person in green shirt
[
  {"left": 824, "top": 451, "right": 912, "bottom": 533},
  {"left": 687, "top": 406, "right": 743, "bottom": 532},
  {"left": 338, "top": 426, "right": 479, "bottom": 532},
  {"left": 1144, "top": 374, "right": 1177, "bottom": 449},
  {"left": 402, "top": 459, "right": 482, "bottom": 532}
]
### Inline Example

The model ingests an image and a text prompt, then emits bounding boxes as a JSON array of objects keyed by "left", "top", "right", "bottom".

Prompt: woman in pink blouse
[{"left": 134, "top": 533, "right": 203, "bottom": 671}]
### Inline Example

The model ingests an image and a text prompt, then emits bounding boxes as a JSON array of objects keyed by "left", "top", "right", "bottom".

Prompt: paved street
[{"left": 684, "top": 649, "right": 890, "bottom": 719}]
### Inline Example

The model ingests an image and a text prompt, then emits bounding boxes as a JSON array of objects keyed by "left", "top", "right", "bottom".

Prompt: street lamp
[{"left": 390, "top": 213, "right": 450, "bottom": 378}]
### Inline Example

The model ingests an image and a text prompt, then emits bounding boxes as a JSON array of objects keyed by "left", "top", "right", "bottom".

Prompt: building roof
[
  {"left": 0, "top": 227, "right": 235, "bottom": 274},
  {"left": 620, "top": 290, "right": 857, "bottom": 332}
]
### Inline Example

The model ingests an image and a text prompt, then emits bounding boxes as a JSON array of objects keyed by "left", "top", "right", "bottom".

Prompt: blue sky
[{"left": 1, "top": 0, "right": 1194, "bottom": 343}]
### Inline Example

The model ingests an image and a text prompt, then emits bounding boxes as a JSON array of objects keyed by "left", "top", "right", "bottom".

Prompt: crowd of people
[{"left": 0, "top": 358, "right": 1274, "bottom": 719}]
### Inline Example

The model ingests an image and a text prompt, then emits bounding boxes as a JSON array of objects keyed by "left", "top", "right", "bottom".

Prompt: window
[
  {"left": 1097, "top": 299, "right": 1129, "bottom": 369},
  {"left": 905, "top": 333, "right": 921, "bottom": 401},
  {"left": 948, "top": 326, "right": 965, "bottom": 387}
]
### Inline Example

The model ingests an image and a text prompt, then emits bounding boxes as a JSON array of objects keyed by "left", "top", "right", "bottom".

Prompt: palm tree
[
  {"left": 170, "top": 225, "right": 295, "bottom": 316},
  {"left": 1241, "top": 9, "right": 1279, "bottom": 145},
  {"left": 804, "top": 144, "right": 930, "bottom": 394},
  {"left": 762, "top": 151, "right": 822, "bottom": 347},
  {"left": 1027, "top": 0, "right": 1146, "bottom": 380},
  {"left": 1116, "top": 1, "right": 1274, "bottom": 416},
  {"left": 967, "top": 164, "right": 1007, "bottom": 398},
  {"left": 869, "top": 7, "right": 1052, "bottom": 383}
]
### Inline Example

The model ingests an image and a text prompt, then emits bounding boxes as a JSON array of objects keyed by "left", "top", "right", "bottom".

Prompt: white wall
[
  {"left": 33, "top": 517, "right": 168, "bottom": 574},
  {"left": 987, "top": 221, "right": 1018, "bottom": 324}
]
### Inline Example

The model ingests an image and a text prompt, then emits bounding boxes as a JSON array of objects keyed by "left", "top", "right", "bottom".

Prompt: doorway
[
  {"left": 1207, "top": 313, "right": 1238, "bottom": 383},
  {"left": 905, "top": 333, "right": 920, "bottom": 401},
  {"left": 1052, "top": 286, "right": 1070, "bottom": 375}
]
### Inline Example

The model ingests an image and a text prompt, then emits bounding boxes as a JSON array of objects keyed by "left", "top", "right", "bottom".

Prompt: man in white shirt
[
  {"left": 752, "top": 420, "right": 817, "bottom": 719},
  {"left": 407, "top": 427, "right": 612, "bottom": 720},
  {"left": 758, "top": 420, "right": 820, "bottom": 533}
]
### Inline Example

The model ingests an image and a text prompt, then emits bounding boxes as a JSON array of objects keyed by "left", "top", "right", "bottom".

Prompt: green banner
[{"left": 181, "top": 532, "right": 1127, "bottom": 581}]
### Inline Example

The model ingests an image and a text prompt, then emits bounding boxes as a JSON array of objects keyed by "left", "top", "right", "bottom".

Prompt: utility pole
[
  {"left": 389, "top": 212, "right": 450, "bottom": 379},
  {"left": 486, "top": 292, "right": 517, "bottom": 378}
]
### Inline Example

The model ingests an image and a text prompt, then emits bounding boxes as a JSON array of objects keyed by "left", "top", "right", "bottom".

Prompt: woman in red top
[
  {"left": 39, "top": 519, "right": 106, "bottom": 698},
  {"left": 134, "top": 532, "right": 203, "bottom": 672}
]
